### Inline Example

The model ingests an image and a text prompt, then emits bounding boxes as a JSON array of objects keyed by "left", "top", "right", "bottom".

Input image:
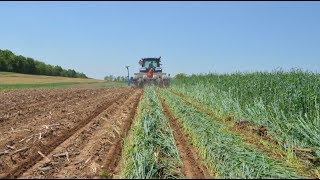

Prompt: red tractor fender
[{"left": 146, "top": 67, "right": 154, "bottom": 78}]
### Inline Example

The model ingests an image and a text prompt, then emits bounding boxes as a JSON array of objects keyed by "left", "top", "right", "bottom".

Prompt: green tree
[
  {"left": 66, "top": 69, "right": 76, "bottom": 77},
  {"left": 26, "top": 58, "right": 36, "bottom": 74},
  {"left": 35, "top": 61, "right": 47, "bottom": 75},
  {"left": 0, "top": 50, "right": 8, "bottom": 71},
  {"left": 52, "top": 65, "right": 63, "bottom": 76},
  {"left": 104, "top": 75, "right": 114, "bottom": 81},
  {"left": 0, "top": 50, "right": 15, "bottom": 71},
  {"left": 61, "top": 69, "right": 68, "bottom": 77},
  {"left": 15, "top": 55, "right": 26, "bottom": 73},
  {"left": 46, "top": 64, "right": 53, "bottom": 76},
  {"left": 0, "top": 48, "right": 88, "bottom": 78}
]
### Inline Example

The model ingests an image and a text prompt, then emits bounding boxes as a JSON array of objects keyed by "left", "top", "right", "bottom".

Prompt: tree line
[
  {"left": 0, "top": 49, "right": 87, "bottom": 78},
  {"left": 104, "top": 75, "right": 128, "bottom": 82}
]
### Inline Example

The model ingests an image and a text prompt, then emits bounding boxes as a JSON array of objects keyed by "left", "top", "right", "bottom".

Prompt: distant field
[
  {"left": 0, "top": 72, "right": 126, "bottom": 89},
  {"left": 0, "top": 72, "right": 104, "bottom": 84}
]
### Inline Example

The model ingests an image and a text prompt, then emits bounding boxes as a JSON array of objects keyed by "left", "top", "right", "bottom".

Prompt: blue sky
[{"left": 0, "top": 2, "right": 320, "bottom": 79}]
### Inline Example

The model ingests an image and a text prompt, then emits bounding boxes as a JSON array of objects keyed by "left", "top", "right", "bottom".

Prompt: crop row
[
  {"left": 119, "top": 86, "right": 183, "bottom": 178},
  {"left": 172, "top": 71, "right": 320, "bottom": 165},
  {"left": 160, "top": 88, "right": 303, "bottom": 178}
]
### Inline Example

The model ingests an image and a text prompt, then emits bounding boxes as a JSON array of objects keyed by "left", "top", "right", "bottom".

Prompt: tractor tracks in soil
[
  {"left": 1, "top": 88, "right": 139, "bottom": 179},
  {"left": 158, "top": 91, "right": 212, "bottom": 179}
]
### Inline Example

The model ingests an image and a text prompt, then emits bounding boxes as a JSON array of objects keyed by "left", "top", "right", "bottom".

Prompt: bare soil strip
[
  {"left": 0, "top": 88, "right": 114, "bottom": 130},
  {"left": 2, "top": 88, "right": 134, "bottom": 179},
  {"left": 0, "top": 88, "right": 97, "bottom": 115},
  {"left": 0, "top": 88, "right": 124, "bottom": 157},
  {"left": 102, "top": 89, "right": 143, "bottom": 178},
  {"left": 0, "top": 89, "right": 114, "bottom": 142},
  {"left": 159, "top": 93, "right": 211, "bottom": 179},
  {"left": 20, "top": 89, "right": 142, "bottom": 179}
]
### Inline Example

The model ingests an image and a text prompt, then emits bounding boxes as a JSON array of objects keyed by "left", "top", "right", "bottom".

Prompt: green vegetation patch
[
  {"left": 171, "top": 70, "right": 320, "bottom": 159},
  {"left": 120, "top": 86, "right": 184, "bottom": 179},
  {"left": 103, "top": 82, "right": 128, "bottom": 88},
  {"left": 0, "top": 82, "right": 80, "bottom": 89},
  {"left": 0, "top": 72, "right": 15, "bottom": 75},
  {"left": 161, "top": 88, "right": 304, "bottom": 179}
]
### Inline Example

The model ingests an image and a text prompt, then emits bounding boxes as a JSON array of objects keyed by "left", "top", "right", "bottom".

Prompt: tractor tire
[
  {"left": 137, "top": 78, "right": 144, "bottom": 88},
  {"left": 163, "top": 79, "right": 170, "bottom": 87},
  {"left": 156, "top": 78, "right": 162, "bottom": 87}
]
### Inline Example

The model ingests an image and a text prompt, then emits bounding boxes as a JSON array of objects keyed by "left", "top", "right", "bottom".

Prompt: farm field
[
  {"left": 0, "top": 72, "right": 125, "bottom": 89},
  {"left": 0, "top": 87, "right": 142, "bottom": 178},
  {"left": 0, "top": 72, "right": 103, "bottom": 84},
  {"left": 0, "top": 70, "right": 319, "bottom": 179},
  {"left": 1, "top": 1, "right": 318, "bottom": 179}
]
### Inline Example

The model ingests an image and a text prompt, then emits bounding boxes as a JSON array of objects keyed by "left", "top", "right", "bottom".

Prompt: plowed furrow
[
  {"left": 0, "top": 88, "right": 112, "bottom": 128},
  {"left": 103, "top": 89, "right": 143, "bottom": 178},
  {"left": 0, "top": 89, "right": 128, "bottom": 175},
  {"left": 0, "top": 88, "right": 94, "bottom": 114},
  {"left": 0, "top": 89, "right": 119, "bottom": 150},
  {"left": 2, "top": 88, "right": 134, "bottom": 179},
  {"left": 20, "top": 89, "right": 142, "bottom": 178}
]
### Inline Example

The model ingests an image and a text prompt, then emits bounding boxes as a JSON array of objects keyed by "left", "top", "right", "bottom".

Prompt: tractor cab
[{"left": 139, "top": 57, "right": 162, "bottom": 73}]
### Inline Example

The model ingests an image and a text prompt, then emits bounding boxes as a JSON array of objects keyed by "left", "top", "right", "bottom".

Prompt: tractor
[{"left": 131, "top": 56, "right": 170, "bottom": 88}]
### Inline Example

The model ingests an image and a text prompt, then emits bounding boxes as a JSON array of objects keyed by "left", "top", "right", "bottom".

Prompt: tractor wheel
[
  {"left": 163, "top": 79, "right": 170, "bottom": 87},
  {"left": 156, "top": 78, "right": 162, "bottom": 87},
  {"left": 138, "top": 78, "right": 144, "bottom": 88}
]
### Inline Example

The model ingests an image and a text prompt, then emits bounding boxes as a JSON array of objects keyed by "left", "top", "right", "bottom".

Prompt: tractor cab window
[{"left": 144, "top": 60, "right": 158, "bottom": 69}]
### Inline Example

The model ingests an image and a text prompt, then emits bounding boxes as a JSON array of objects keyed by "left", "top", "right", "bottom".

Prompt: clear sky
[{"left": 0, "top": 2, "right": 320, "bottom": 79}]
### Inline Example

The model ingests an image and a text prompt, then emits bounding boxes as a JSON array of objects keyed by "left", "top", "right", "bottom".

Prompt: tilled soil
[
  {"left": 21, "top": 89, "right": 143, "bottom": 179},
  {"left": 0, "top": 87, "right": 139, "bottom": 179}
]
